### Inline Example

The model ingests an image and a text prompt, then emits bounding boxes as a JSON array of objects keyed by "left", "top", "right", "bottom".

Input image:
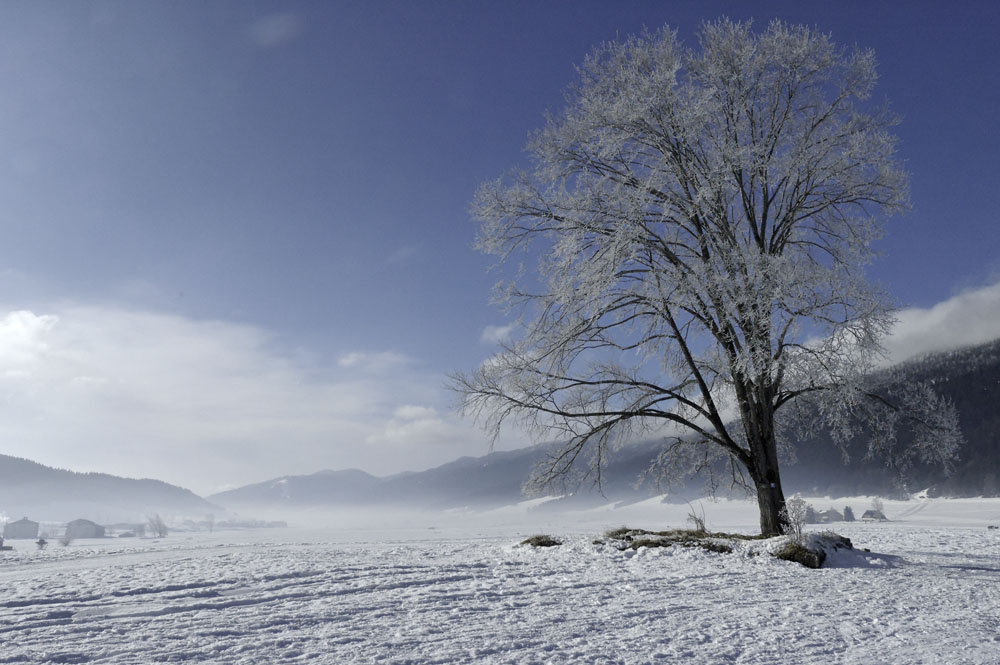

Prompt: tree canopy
[{"left": 455, "top": 19, "right": 961, "bottom": 535}]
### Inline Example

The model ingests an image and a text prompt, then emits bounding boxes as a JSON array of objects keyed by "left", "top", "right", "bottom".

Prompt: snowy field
[{"left": 2, "top": 497, "right": 999, "bottom": 664}]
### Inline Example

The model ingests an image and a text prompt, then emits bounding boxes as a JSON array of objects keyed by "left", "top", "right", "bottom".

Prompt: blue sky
[{"left": 1, "top": 1, "right": 998, "bottom": 494}]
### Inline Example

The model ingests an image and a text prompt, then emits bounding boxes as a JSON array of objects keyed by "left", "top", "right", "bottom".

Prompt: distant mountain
[
  {"left": 207, "top": 438, "right": 718, "bottom": 514},
  {"left": 209, "top": 448, "right": 552, "bottom": 511},
  {"left": 210, "top": 468, "right": 384, "bottom": 507},
  {"left": 212, "top": 337, "right": 1000, "bottom": 512},
  {"left": 781, "top": 338, "right": 1000, "bottom": 498},
  {"left": 0, "top": 455, "right": 218, "bottom": 524}
]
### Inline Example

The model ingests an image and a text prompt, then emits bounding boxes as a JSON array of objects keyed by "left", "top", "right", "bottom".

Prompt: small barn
[
  {"left": 65, "top": 519, "right": 106, "bottom": 539},
  {"left": 861, "top": 509, "right": 888, "bottom": 522},
  {"left": 816, "top": 509, "right": 844, "bottom": 524},
  {"left": 3, "top": 517, "right": 40, "bottom": 540}
]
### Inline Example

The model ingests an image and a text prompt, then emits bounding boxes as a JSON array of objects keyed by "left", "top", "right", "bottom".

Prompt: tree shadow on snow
[{"left": 822, "top": 548, "right": 906, "bottom": 569}]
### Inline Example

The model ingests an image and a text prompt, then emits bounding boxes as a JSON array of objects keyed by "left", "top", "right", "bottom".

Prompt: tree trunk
[
  {"left": 749, "top": 423, "right": 788, "bottom": 536},
  {"left": 754, "top": 471, "right": 787, "bottom": 537}
]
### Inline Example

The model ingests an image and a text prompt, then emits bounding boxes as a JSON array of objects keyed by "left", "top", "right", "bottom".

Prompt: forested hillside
[{"left": 0, "top": 455, "right": 217, "bottom": 522}]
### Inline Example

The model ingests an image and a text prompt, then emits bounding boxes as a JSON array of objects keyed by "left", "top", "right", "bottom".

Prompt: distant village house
[
  {"left": 816, "top": 509, "right": 844, "bottom": 524},
  {"left": 3, "top": 518, "right": 40, "bottom": 540},
  {"left": 862, "top": 509, "right": 888, "bottom": 522},
  {"left": 65, "top": 519, "right": 106, "bottom": 539}
]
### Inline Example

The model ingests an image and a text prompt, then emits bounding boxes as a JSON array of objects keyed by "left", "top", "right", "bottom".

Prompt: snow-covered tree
[
  {"left": 781, "top": 495, "right": 809, "bottom": 542},
  {"left": 454, "top": 19, "right": 961, "bottom": 535},
  {"left": 148, "top": 514, "right": 169, "bottom": 538}
]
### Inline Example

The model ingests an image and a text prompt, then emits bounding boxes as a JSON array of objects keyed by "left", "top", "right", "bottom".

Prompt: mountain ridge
[
  {"left": 0, "top": 454, "right": 219, "bottom": 523},
  {"left": 210, "top": 337, "right": 1000, "bottom": 511}
]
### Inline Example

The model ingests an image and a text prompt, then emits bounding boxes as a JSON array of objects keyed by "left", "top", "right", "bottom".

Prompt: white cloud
[
  {"left": 369, "top": 404, "right": 464, "bottom": 447},
  {"left": 480, "top": 323, "right": 516, "bottom": 345},
  {"left": 337, "top": 350, "right": 412, "bottom": 371},
  {"left": 885, "top": 281, "right": 1000, "bottom": 364},
  {"left": 0, "top": 304, "right": 496, "bottom": 495},
  {"left": 393, "top": 404, "right": 439, "bottom": 420},
  {"left": 0, "top": 310, "right": 58, "bottom": 365}
]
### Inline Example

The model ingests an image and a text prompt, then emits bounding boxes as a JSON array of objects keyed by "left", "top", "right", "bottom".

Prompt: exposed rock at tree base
[
  {"left": 775, "top": 533, "right": 854, "bottom": 568},
  {"left": 775, "top": 542, "right": 824, "bottom": 568}
]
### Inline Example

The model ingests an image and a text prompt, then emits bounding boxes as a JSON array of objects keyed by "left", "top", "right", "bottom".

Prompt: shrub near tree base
[
  {"left": 601, "top": 527, "right": 765, "bottom": 555},
  {"left": 520, "top": 535, "right": 562, "bottom": 547},
  {"left": 598, "top": 526, "right": 852, "bottom": 568}
]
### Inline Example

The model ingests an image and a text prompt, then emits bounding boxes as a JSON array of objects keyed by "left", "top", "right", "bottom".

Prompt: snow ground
[{"left": 1, "top": 497, "right": 999, "bottom": 664}]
